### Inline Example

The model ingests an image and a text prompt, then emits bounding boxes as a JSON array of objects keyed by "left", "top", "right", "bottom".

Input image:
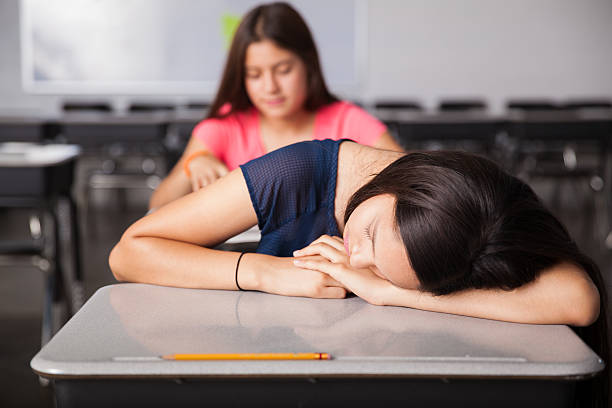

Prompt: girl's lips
[{"left": 265, "top": 98, "right": 285, "bottom": 106}]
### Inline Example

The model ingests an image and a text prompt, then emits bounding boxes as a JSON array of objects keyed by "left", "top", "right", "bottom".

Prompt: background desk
[
  {"left": 32, "top": 284, "right": 603, "bottom": 408},
  {"left": 0, "top": 143, "right": 83, "bottom": 346},
  {"left": 372, "top": 110, "right": 507, "bottom": 161}
]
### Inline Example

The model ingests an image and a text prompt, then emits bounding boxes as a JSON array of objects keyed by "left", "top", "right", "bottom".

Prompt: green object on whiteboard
[{"left": 221, "top": 13, "right": 241, "bottom": 50}]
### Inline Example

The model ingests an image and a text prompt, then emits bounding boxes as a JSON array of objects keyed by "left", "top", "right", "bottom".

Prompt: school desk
[
  {"left": 31, "top": 283, "right": 603, "bottom": 408},
  {"left": 0, "top": 116, "right": 50, "bottom": 143},
  {"left": 507, "top": 109, "right": 612, "bottom": 244},
  {"left": 0, "top": 142, "right": 83, "bottom": 346},
  {"left": 372, "top": 110, "right": 507, "bottom": 161}
]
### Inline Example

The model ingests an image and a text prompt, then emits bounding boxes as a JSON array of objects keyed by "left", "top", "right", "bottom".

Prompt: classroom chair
[
  {"left": 507, "top": 102, "right": 611, "bottom": 245},
  {"left": 373, "top": 100, "right": 423, "bottom": 111},
  {"left": 372, "top": 100, "right": 423, "bottom": 144},
  {"left": 59, "top": 102, "right": 166, "bottom": 218},
  {"left": 164, "top": 102, "right": 210, "bottom": 169},
  {"left": 562, "top": 99, "right": 612, "bottom": 110},
  {"left": 507, "top": 99, "right": 561, "bottom": 111},
  {"left": 62, "top": 102, "right": 112, "bottom": 113},
  {"left": 392, "top": 102, "right": 504, "bottom": 165},
  {"left": 438, "top": 99, "right": 487, "bottom": 112}
]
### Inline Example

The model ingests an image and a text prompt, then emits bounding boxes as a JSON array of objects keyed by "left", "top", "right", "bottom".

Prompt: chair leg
[
  {"left": 38, "top": 208, "right": 70, "bottom": 348},
  {"left": 603, "top": 151, "right": 612, "bottom": 249},
  {"left": 40, "top": 265, "right": 55, "bottom": 348},
  {"left": 549, "top": 179, "right": 563, "bottom": 216},
  {"left": 55, "top": 197, "right": 85, "bottom": 315},
  {"left": 39, "top": 265, "right": 54, "bottom": 388}
]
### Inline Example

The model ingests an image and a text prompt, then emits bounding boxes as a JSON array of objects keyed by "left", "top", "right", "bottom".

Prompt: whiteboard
[{"left": 20, "top": 0, "right": 366, "bottom": 96}]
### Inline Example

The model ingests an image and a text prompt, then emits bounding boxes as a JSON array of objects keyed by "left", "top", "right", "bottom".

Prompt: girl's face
[
  {"left": 343, "top": 194, "right": 420, "bottom": 290},
  {"left": 244, "top": 39, "right": 309, "bottom": 120}
]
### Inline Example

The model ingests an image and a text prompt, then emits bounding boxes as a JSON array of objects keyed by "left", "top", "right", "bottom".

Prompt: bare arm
[
  {"left": 148, "top": 136, "right": 228, "bottom": 210},
  {"left": 112, "top": 169, "right": 255, "bottom": 288},
  {"left": 110, "top": 170, "right": 346, "bottom": 298},
  {"left": 373, "top": 131, "right": 404, "bottom": 152},
  {"left": 294, "top": 236, "right": 601, "bottom": 326},
  {"left": 384, "top": 262, "right": 601, "bottom": 326}
]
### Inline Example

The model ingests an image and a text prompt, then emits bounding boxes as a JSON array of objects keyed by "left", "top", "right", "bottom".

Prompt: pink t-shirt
[{"left": 192, "top": 101, "right": 387, "bottom": 170}]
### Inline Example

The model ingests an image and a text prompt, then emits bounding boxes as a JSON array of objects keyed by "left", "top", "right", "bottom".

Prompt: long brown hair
[
  {"left": 207, "top": 2, "right": 337, "bottom": 119},
  {"left": 345, "top": 151, "right": 609, "bottom": 407}
]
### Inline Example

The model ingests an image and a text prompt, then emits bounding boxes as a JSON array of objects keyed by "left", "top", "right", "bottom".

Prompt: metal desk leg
[{"left": 55, "top": 196, "right": 84, "bottom": 315}]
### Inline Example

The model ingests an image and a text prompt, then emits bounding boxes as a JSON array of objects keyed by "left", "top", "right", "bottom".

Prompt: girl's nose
[
  {"left": 263, "top": 71, "right": 280, "bottom": 93},
  {"left": 349, "top": 246, "right": 371, "bottom": 269}
]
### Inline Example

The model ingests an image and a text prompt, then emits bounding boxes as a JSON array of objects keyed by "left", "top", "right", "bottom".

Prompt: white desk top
[
  {"left": 224, "top": 226, "right": 261, "bottom": 244},
  {"left": 0, "top": 143, "right": 81, "bottom": 167},
  {"left": 31, "top": 284, "right": 604, "bottom": 379}
]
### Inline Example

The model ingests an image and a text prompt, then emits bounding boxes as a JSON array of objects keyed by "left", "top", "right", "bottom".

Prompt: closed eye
[
  {"left": 362, "top": 226, "right": 371, "bottom": 239},
  {"left": 363, "top": 225, "right": 376, "bottom": 258},
  {"left": 245, "top": 69, "right": 261, "bottom": 79},
  {"left": 276, "top": 63, "right": 292, "bottom": 74}
]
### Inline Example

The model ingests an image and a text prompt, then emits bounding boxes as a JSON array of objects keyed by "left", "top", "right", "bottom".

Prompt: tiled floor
[{"left": 1, "top": 176, "right": 611, "bottom": 407}]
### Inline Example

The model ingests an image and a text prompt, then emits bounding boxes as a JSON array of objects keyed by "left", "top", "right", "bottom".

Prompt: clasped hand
[
  {"left": 292, "top": 235, "right": 395, "bottom": 305},
  {"left": 188, "top": 154, "right": 229, "bottom": 191}
]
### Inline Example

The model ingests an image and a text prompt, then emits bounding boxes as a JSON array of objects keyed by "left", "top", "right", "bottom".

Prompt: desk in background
[
  {"left": 58, "top": 111, "right": 169, "bottom": 213},
  {"left": 0, "top": 143, "right": 83, "bottom": 346},
  {"left": 373, "top": 110, "right": 510, "bottom": 171},
  {"left": 32, "top": 284, "right": 603, "bottom": 408},
  {"left": 373, "top": 108, "right": 612, "bottom": 247},
  {"left": 507, "top": 109, "right": 611, "bottom": 177},
  {"left": 507, "top": 109, "right": 612, "bottom": 246},
  {"left": 0, "top": 116, "right": 55, "bottom": 143}
]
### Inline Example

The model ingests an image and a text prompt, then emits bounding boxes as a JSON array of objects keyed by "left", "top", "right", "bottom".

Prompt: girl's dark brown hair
[
  {"left": 207, "top": 2, "right": 337, "bottom": 119},
  {"left": 345, "top": 150, "right": 609, "bottom": 407}
]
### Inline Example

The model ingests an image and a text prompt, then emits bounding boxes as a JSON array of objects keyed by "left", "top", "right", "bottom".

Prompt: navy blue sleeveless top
[{"left": 240, "top": 139, "right": 344, "bottom": 256}]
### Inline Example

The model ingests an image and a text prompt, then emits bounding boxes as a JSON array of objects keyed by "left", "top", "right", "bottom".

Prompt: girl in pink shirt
[
  {"left": 149, "top": 2, "right": 402, "bottom": 209},
  {"left": 192, "top": 100, "right": 389, "bottom": 171}
]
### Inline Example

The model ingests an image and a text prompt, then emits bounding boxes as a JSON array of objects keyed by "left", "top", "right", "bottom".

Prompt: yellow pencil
[{"left": 162, "top": 353, "right": 331, "bottom": 360}]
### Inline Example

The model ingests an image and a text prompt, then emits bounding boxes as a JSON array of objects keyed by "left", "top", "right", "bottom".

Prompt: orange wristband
[{"left": 183, "top": 150, "right": 211, "bottom": 178}]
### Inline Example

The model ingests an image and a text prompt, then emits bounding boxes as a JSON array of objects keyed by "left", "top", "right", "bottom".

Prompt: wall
[
  {"left": 1, "top": 0, "right": 611, "bottom": 114},
  {"left": 365, "top": 0, "right": 612, "bottom": 111}
]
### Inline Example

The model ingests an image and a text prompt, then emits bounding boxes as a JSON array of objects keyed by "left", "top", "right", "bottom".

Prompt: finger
[
  {"left": 295, "top": 254, "right": 327, "bottom": 262},
  {"left": 294, "top": 235, "right": 345, "bottom": 259},
  {"left": 316, "top": 286, "right": 347, "bottom": 299},
  {"left": 325, "top": 235, "right": 346, "bottom": 251},
  {"left": 330, "top": 235, "right": 345, "bottom": 245},
  {"left": 307, "top": 235, "right": 345, "bottom": 252},
  {"left": 293, "top": 242, "right": 347, "bottom": 263},
  {"left": 190, "top": 176, "right": 200, "bottom": 192},
  {"left": 292, "top": 257, "right": 345, "bottom": 287},
  {"left": 299, "top": 257, "right": 344, "bottom": 281},
  {"left": 196, "top": 175, "right": 208, "bottom": 191},
  {"left": 216, "top": 165, "right": 229, "bottom": 177},
  {"left": 319, "top": 273, "right": 345, "bottom": 288},
  {"left": 294, "top": 258, "right": 346, "bottom": 281},
  {"left": 203, "top": 173, "right": 217, "bottom": 187}
]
